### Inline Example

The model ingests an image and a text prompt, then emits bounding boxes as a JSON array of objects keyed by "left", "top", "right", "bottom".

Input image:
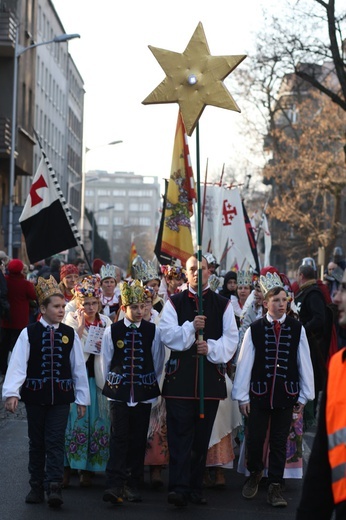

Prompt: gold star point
[{"left": 142, "top": 22, "right": 246, "bottom": 136}]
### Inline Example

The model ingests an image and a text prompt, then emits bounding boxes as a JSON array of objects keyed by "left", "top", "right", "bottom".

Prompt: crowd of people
[{"left": 1, "top": 248, "right": 346, "bottom": 518}]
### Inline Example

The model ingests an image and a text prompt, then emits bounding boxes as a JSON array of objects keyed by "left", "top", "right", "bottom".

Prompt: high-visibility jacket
[{"left": 326, "top": 348, "right": 346, "bottom": 504}]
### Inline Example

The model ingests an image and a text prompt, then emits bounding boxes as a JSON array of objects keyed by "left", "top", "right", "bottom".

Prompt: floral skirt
[{"left": 65, "top": 377, "right": 110, "bottom": 471}]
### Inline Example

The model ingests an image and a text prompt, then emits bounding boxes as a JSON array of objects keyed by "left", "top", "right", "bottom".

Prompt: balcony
[
  {"left": 0, "top": 11, "right": 16, "bottom": 57},
  {"left": 0, "top": 117, "right": 11, "bottom": 157}
]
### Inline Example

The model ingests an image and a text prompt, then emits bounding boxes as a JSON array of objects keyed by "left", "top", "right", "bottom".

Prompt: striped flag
[{"left": 19, "top": 146, "right": 81, "bottom": 263}]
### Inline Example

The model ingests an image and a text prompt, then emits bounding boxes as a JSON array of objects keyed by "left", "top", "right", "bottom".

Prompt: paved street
[{"left": 0, "top": 389, "right": 315, "bottom": 520}]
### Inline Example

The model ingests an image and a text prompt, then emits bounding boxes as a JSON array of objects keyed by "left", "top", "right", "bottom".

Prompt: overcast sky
[{"left": 53, "top": 0, "right": 279, "bottom": 186}]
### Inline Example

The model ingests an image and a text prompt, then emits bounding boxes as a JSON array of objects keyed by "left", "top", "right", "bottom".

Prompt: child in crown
[
  {"left": 101, "top": 280, "right": 164, "bottom": 505},
  {"left": 2, "top": 276, "right": 89, "bottom": 509},
  {"left": 232, "top": 272, "right": 314, "bottom": 508}
]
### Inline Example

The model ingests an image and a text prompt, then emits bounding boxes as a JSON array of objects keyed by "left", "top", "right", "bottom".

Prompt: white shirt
[
  {"left": 231, "top": 312, "right": 315, "bottom": 406},
  {"left": 100, "top": 317, "right": 165, "bottom": 406},
  {"left": 2, "top": 317, "right": 90, "bottom": 406},
  {"left": 159, "top": 286, "right": 239, "bottom": 364}
]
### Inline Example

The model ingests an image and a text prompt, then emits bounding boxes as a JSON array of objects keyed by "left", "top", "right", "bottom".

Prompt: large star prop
[{"left": 142, "top": 22, "right": 246, "bottom": 136}]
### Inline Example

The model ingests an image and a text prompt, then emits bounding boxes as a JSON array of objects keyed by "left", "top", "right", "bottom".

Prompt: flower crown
[
  {"left": 160, "top": 264, "right": 186, "bottom": 280},
  {"left": 73, "top": 275, "right": 102, "bottom": 299}
]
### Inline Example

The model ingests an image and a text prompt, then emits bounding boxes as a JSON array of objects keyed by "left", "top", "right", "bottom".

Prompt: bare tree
[{"left": 234, "top": 0, "right": 346, "bottom": 269}]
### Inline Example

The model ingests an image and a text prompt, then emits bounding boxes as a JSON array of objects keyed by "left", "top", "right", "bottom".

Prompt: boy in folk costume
[
  {"left": 101, "top": 280, "right": 164, "bottom": 504},
  {"left": 2, "top": 276, "right": 89, "bottom": 508},
  {"left": 232, "top": 272, "right": 314, "bottom": 508}
]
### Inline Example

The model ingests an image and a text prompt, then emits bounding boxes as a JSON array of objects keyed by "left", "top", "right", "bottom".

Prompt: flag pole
[{"left": 195, "top": 121, "right": 205, "bottom": 419}]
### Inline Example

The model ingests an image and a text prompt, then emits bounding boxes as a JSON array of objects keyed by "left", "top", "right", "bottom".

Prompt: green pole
[{"left": 195, "top": 122, "right": 204, "bottom": 418}]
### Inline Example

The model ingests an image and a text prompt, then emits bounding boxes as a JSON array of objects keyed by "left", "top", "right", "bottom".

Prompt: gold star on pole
[{"left": 142, "top": 22, "right": 246, "bottom": 136}]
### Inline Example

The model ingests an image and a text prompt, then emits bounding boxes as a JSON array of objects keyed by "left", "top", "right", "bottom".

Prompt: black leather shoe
[
  {"left": 167, "top": 491, "right": 188, "bottom": 507},
  {"left": 103, "top": 487, "right": 124, "bottom": 504},
  {"left": 189, "top": 491, "right": 208, "bottom": 505}
]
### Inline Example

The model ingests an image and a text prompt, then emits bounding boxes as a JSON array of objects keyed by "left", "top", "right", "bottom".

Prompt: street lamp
[
  {"left": 91, "top": 205, "right": 113, "bottom": 262},
  {"left": 80, "top": 140, "right": 123, "bottom": 243},
  {"left": 8, "top": 31, "right": 80, "bottom": 258}
]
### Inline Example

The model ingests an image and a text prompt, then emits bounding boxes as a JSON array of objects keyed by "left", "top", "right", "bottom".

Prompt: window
[
  {"left": 113, "top": 202, "right": 125, "bottom": 211},
  {"left": 85, "top": 189, "right": 94, "bottom": 197},
  {"left": 128, "top": 189, "right": 153, "bottom": 197},
  {"left": 99, "top": 230, "right": 108, "bottom": 239},
  {"left": 113, "top": 189, "right": 126, "bottom": 196},
  {"left": 113, "top": 217, "right": 124, "bottom": 225},
  {"left": 129, "top": 203, "right": 151, "bottom": 212},
  {"left": 97, "top": 189, "right": 111, "bottom": 196},
  {"left": 98, "top": 216, "right": 109, "bottom": 225}
]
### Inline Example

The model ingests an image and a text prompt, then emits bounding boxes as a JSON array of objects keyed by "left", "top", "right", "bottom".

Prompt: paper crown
[
  {"left": 100, "top": 264, "right": 116, "bottom": 281},
  {"left": 73, "top": 275, "right": 102, "bottom": 299},
  {"left": 133, "top": 258, "right": 159, "bottom": 283},
  {"left": 209, "top": 274, "right": 221, "bottom": 292},
  {"left": 160, "top": 264, "right": 186, "bottom": 280},
  {"left": 36, "top": 275, "right": 64, "bottom": 305},
  {"left": 259, "top": 272, "right": 284, "bottom": 296},
  {"left": 121, "top": 280, "right": 146, "bottom": 306},
  {"left": 237, "top": 270, "right": 254, "bottom": 287}
]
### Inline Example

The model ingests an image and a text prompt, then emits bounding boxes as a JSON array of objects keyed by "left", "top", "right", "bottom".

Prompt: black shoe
[
  {"left": 242, "top": 470, "right": 263, "bottom": 499},
  {"left": 124, "top": 485, "right": 142, "bottom": 502},
  {"left": 167, "top": 491, "right": 188, "bottom": 507},
  {"left": 189, "top": 490, "right": 208, "bottom": 505},
  {"left": 47, "top": 482, "right": 63, "bottom": 508},
  {"left": 103, "top": 487, "right": 124, "bottom": 504},
  {"left": 25, "top": 482, "right": 44, "bottom": 504},
  {"left": 267, "top": 483, "right": 287, "bottom": 507}
]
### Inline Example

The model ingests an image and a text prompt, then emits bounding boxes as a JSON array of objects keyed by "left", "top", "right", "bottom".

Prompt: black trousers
[
  {"left": 25, "top": 403, "right": 70, "bottom": 487},
  {"left": 165, "top": 398, "right": 219, "bottom": 495},
  {"left": 106, "top": 401, "right": 152, "bottom": 489},
  {"left": 246, "top": 405, "right": 293, "bottom": 485}
]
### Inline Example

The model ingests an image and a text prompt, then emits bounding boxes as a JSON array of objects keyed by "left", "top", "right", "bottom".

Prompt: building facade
[
  {"left": 84, "top": 170, "right": 161, "bottom": 270},
  {"left": 0, "top": 0, "right": 84, "bottom": 258}
]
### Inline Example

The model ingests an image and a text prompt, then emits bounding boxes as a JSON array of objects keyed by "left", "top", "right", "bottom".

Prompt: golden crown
[
  {"left": 237, "top": 270, "right": 254, "bottom": 287},
  {"left": 100, "top": 264, "right": 116, "bottom": 280},
  {"left": 36, "top": 275, "right": 64, "bottom": 305},
  {"left": 259, "top": 272, "right": 284, "bottom": 296},
  {"left": 133, "top": 259, "right": 159, "bottom": 283},
  {"left": 121, "top": 280, "right": 146, "bottom": 306}
]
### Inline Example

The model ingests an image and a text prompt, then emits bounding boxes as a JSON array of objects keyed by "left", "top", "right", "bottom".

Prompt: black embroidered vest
[
  {"left": 250, "top": 316, "right": 302, "bottom": 409},
  {"left": 102, "top": 319, "right": 160, "bottom": 402},
  {"left": 162, "top": 289, "right": 229, "bottom": 400},
  {"left": 20, "top": 322, "right": 75, "bottom": 405}
]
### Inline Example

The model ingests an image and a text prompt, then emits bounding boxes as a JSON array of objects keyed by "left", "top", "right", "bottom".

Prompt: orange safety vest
[{"left": 326, "top": 348, "right": 346, "bottom": 504}]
